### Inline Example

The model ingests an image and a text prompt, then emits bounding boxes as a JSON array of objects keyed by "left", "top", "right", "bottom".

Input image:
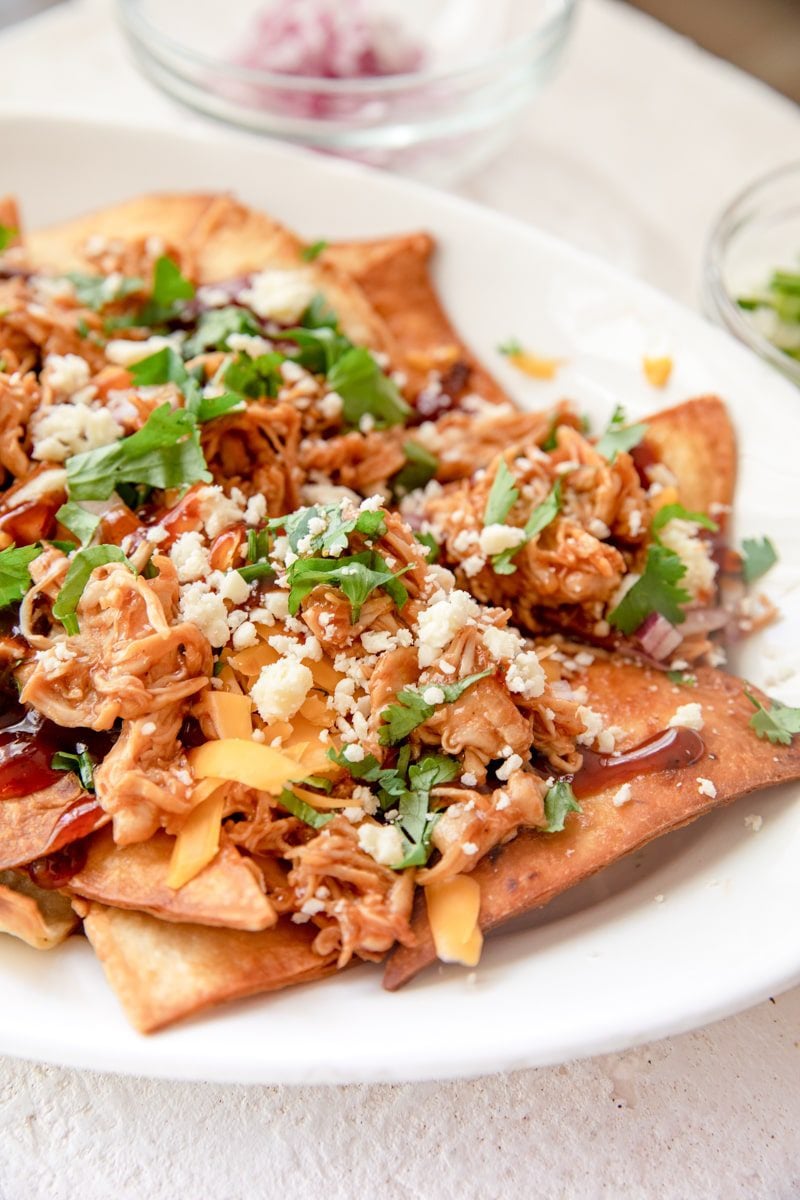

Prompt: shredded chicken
[{"left": 201, "top": 400, "right": 301, "bottom": 509}]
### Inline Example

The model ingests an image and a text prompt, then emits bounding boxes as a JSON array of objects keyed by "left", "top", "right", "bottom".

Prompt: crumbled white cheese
[
  {"left": 697, "top": 777, "right": 717, "bottom": 799},
  {"left": 343, "top": 743, "right": 366, "bottom": 763},
  {"left": 195, "top": 486, "right": 246, "bottom": 540},
  {"left": 145, "top": 524, "right": 169, "bottom": 545},
  {"left": 318, "top": 391, "right": 343, "bottom": 420},
  {"left": 170, "top": 532, "right": 211, "bottom": 583},
  {"left": 744, "top": 813, "right": 763, "bottom": 832},
  {"left": 217, "top": 570, "right": 251, "bottom": 605},
  {"left": 250, "top": 592, "right": 290, "bottom": 627},
  {"left": 422, "top": 686, "right": 446, "bottom": 706},
  {"left": 360, "top": 630, "right": 397, "bottom": 654},
  {"left": 42, "top": 353, "right": 91, "bottom": 396},
  {"left": 668, "top": 703, "right": 704, "bottom": 732},
  {"left": 659, "top": 518, "right": 717, "bottom": 597},
  {"left": 479, "top": 523, "right": 526, "bottom": 558},
  {"left": 226, "top": 332, "right": 273, "bottom": 358},
  {"left": 576, "top": 705, "right": 605, "bottom": 747},
  {"left": 628, "top": 510, "right": 643, "bottom": 538},
  {"left": 496, "top": 753, "right": 523, "bottom": 781},
  {"left": 244, "top": 494, "right": 268, "bottom": 526},
  {"left": 417, "top": 590, "right": 480, "bottom": 668},
  {"left": 239, "top": 268, "right": 316, "bottom": 324},
  {"left": 250, "top": 659, "right": 313, "bottom": 722},
  {"left": 232, "top": 620, "right": 259, "bottom": 650},
  {"left": 483, "top": 626, "right": 523, "bottom": 662},
  {"left": 460, "top": 554, "right": 486, "bottom": 578},
  {"left": 105, "top": 334, "right": 182, "bottom": 366},
  {"left": 178, "top": 584, "right": 230, "bottom": 647},
  {"left": 461, "top": 772, "right": 478, "bottom": 788},
  {"left": 357, "top": 823, "right": 404, "bottom": 866},
  {"left": 588, "top": 518, "right": 610, "bottom": 540},
  {"left": 612, "top": 783, "right": 632, "bottom": 807},
  {"left": 31, "top": 403, "right": 122, "bottom": 463},
  {"left": 461, "top": 841, "right": 479, "bottom": 857},
  {"left": 505, "top": 650, "right": 546, "bottom": 699}
]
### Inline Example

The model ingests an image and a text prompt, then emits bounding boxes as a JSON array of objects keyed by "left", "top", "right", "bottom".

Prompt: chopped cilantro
[
  {"left": 301, "top": 294, "right": 339, "bottom": 329},
  {"left": 190, "top": 391, "right": 246, "bottom": 423},
  {"left": 667, "top": 670, "right": 697, "bottom": 687},
  {"left": 379, "top": 670, "right": 492, "bottom": 746},
  {"left": 327, "top": 346, "right": 410, "bottom": 430},
  {"left": 651, "top": 503, "right": 718, "bottom": 534},
  {"left": 66, "top": 271, "right": 143, "bottom": 312},
  {"left": 484, "top": 459, "right": 519, "bottom": 527},
  {"left": 65, "top": 403, "right": 211, "bottom": 501},
  {"left": 76, "top": 317, "right": 90, "bottom": 339},
  {"left": 414, "top": 531, "right": 439, "bottom": 563},
  {"left": 301, "top": 774, "right": 334, "bottom": 794},
  {"left": 277, "top": 787, "right": 333, "bottom": 830},
  {"left": 0, "top": 224, "right": 17, "bottom": 252},
  {"left": 741, "top": 536, "right": 778, "bottom": 583},
  {"left": 744, "top": 690, "right": 800, "bottom": 746},
  {"left": 595, "top": 405, "right": 647, "bottom": 463},
  {"left": 236, "top": 562, "right": 276, "bottom": 584},
  {"left": 52, "top": 746, "right": 95, "bottom": 792},
  {"left": 394, "top": 754, "right": 460, "bottom": 868},
  {"left": 300, "top": 240, "right": 328, "bottom": 262},
  {"left": 276, "top": 503, "right": 385, "bottom": 558},
  {"left": 246, "top": 527, "right": 270, "bottom": 564},
  {"left": 0, "top": 544, "right": 42, "bottom": 609},
  {"left": 391, "top": 441, "right": 438, "bottom": 499},
  {"left": 491, "top": 480, "right": 562, "bottom": 575},
  {"left": 222, "top": 352, "right": 284, "bottom": 399},
  {"left": 128, "top": 346, "right": 189, "bottom": 387},
  {"left": 182, "top": 306, "right": 261, "bottom": 358},
  {"left": 56, "top": 501, "right": 101, "bottom": 547},
  {"left": 543, "top": 779, "right": 581, "bottom": 833},
  {"left": 327, "top": 747, "right": 406, "bottom": 801},
  {"left": 280, "top": 324, "right": 349, "bottom": 375},
  {"left": 608, "top": 544, "right": 690, "bottom": 634},
  {"left": 53, "top": 545, "right": 135, "bottom": 635},
  {"left": 286, "top": 551, "right": 408, "bottom": 621},
  {"left": 541, "top": 417, "right": 560, "bottom": 452},
  {"left": 141, "top": 255, "right": 195, "bottom": 325},
  {"left": 498, "top": 338, "right": 523, "bottom": 356}
]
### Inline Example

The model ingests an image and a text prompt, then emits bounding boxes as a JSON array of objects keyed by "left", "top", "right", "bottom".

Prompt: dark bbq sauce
[
  {"left": 0, "top": 697, "right": 115, "bottom": 800},
  {"left": 572, "top": 727, "right": 705, "bottom": 799},
  {"left": 28, "top": 837, "right": 91, "bottom": 890},
  {"left": 0, "top": 498, "right": 59, "bottom": 544}
]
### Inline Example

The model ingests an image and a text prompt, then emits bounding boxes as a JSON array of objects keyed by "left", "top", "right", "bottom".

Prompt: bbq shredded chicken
[{"left": 0, "top": 194, "right": 773, "bottom": 1033}]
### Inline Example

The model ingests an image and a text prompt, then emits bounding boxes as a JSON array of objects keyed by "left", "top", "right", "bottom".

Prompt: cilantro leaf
[
  {"left": 286, "top": 551, "right": 408, "bottom": 621},
  {"left": 0, "top": 224, "right": 18, "bottom": 252},
  {"left": 128, "top": 346, "right": 189, "bottom": 387},
  {"left": 190, "top": 391, "right": 246, "bottom": 423},
  {"left": 52, "top": 746, "right": 95, "bottom": 791},
  {"left": 391, "top": 441, "right": 438, "bottom": 499},
  {"left": 277, "top": 788, "right": 333, "bottom": 830},
  {"left": 151, "top": 255, "right": 195, "bottom": 309},
  {"left": 744, "top": 690, "right": 800, "bottom": 746},
  {"left": 279, "top": 504, "right": 386, "bottom": 558},
  {"left": 279, "top": 325, "right": 350, "bottom": 375},
  {"left": 395, "top": 754, "right": 459, "bottom": 868},
  {"left": 0, "top": 544, "right": 42, "bottom": 609},
  {"left": 222, "top": 352, "right": 284, "bottom": 399},
  {"left": 182, "top": 306, "right": 261, "bottom": 358},
  {"left": 327, "top": 748, "right": 406, "bottom": 800},
  {"left": 595, "top": 405, "right": 647, "bottom": 463},
  {"left": 741, "top": 536, "right": 778, "bottom": 583},
  {"left": 66, "top": 272, "right": 143, "bottom": 311},
  {"left": 301, "top": 294, "right": 339, "bottom": 329},
  {"left": 300, "top": 241, "right": 328, "bottom": 262},
  {"left": 56, "top": 501, "right": 101, "bottom": 547},
  {"left": 667, "top": 670, "right": 697, "bottom": 686},
  {"left": 608, "top": 544, "right": 690, "bottom": 634},
  {"left": 327, "top": 347, "right": 410, "bottom": 430},
  {"left": 498, "top": 338, "right": 522, "bottom": 356},
  {"left": 543, "top": 779, "right": 581, "bottom": 833},
  {"left": 491, "top": 480, "right": 562, "bottom": 575},
  {"left": 66, "top": 403, "right": 211, "bottom": 501},
  {"left": 415, "top": 532, "right": 439, "bottom": 563},
  {"left": 483, "top": 459, "right": 519, "bottom": 526},
  {"left": 379, "top": 670, "right": 493, "bottom": 746},
  {"left": 652, "top": 503, "right": 718, "bottom": 534},
  {"left": 53, "top": 545, "right": 135, "bottom": 635}
]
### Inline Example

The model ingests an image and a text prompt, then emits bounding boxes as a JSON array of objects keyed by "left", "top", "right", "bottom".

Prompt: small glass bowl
[
  {"left": 117, "top": 0, "right": 577, "bottom": 186},
  {"left": 704, "top": 160, "right": 800, "bottom": 387}
]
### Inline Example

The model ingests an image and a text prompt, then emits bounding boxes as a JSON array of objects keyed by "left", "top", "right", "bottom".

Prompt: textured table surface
[{"left": 1, "top": 1, "right": 799, "bottom": 1197}]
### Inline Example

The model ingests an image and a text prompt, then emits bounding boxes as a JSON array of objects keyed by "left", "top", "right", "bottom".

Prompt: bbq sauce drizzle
[{"left": 571, "top": 727, "right": 705, "bottom": 799}]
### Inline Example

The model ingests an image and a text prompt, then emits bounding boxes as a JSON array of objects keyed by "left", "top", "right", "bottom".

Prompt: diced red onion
[{"left": 635, "top": 612, "right": 683, "bottom": 660}]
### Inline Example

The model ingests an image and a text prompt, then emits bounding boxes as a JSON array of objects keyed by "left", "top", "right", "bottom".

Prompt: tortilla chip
[
  {"left": 324, "top": 233, "right": 510, "bottom": 404},
  {"left": 82, "top": 904, "right": 337, "bottom": 1033},
  {"left": 384, "top": 660, "right": 800, "bottom": 989},
  {"left": 641, "top": 396, "right": 736, "bottom": 522},
  {"left": 0, "top": 774, "right": 108, "bottom": 870},
  {"left": 26, "top": 192, "right": 395, "bottom": 356},
  {"left": 69, "top": 827, "right": 276, "bottom": 932},
  {"left": 0, "top": 868, "right": 78, "bottom": 949}
]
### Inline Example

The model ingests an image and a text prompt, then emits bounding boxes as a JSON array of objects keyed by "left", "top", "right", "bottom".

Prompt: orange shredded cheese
[
  {"left": 425, "top": 874, "right": 484, "bottom": 967},
  {"left": 643, "top": 355, "right": 673, "bottom": 388},
  {"left": 507, "top": 350, "right": 563, "bottom": 380},
  {"left": 167, "top": 780, "right": 226, "bottom": 889},
  {"left": 189, "top": 739, "right": 303, "bottom": 792}
]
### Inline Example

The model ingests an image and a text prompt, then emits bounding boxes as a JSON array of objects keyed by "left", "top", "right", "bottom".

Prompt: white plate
[{"left": 1, "top": 114, "right": 799, "bottom": 1085}]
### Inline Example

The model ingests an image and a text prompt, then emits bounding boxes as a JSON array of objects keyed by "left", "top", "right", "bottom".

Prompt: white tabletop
[{"left": 1, "top": 1, "right": 799, "bottom": 1196}]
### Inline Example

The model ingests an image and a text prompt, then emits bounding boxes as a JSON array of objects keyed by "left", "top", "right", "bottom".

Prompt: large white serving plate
[{"left": 1, "top": 114, "right": 798, "bottom": 1085}]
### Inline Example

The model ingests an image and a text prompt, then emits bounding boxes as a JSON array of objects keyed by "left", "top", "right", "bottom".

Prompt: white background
[{"left": 1, "top": 1, "right": 799, "bottom": 1196}]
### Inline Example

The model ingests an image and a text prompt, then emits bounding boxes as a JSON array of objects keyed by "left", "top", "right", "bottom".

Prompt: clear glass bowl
[
  {"left": 704, "top": 160, "right": 800, "bottom": 387},
  {"left": 117, "top": 0, "right": 577, "bottom": 186}
]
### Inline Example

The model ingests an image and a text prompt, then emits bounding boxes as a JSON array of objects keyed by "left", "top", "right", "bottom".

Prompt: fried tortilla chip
[
  {"left": 324, "top": 233, "right": 510, "bottom": 404},
  {"left": 641, "top": 396, "right": 736, "bottom": 521},
  {"left": 384, "top": 660, "right": 800, "bottom": 989},
  {"left": 82, "top": 904, "right": 337, "bottom": 1033},
  {"left": 69, "top": 828, "right": 276, "bottom": 932},
  {"left": 25, "top": 193, "right": 395, "bottom": 356},
  {"left": 0, "top": 774, "right": 108, "bottom": 870},
  {"left": 0, "top": 868, "right": 78, "bottom": 949}
]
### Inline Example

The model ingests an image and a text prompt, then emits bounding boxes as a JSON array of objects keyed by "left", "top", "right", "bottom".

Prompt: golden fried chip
[
  {"left": 642, "top": 396, "right": 737, "bottom": 521},
  {"left": 0, "top": 868, "right": 78, "bottom": 949},
  {"left": 0, "top": 774, "right": 107, "bottom": 870},
  {"left": 69, "top": 828, "right": 276, "bottom": 932},
  {"left": 324, "top": 233, "right": 510, "bottom": 404},
  {"left": 384, "top": 660, "right": 800, "bottom": 989},
  {"left": 25, "top": 192, "right": 395, "bottom": 356},
  {"left": 82, "top": 904, "right": 337, "bottom": 1033}
]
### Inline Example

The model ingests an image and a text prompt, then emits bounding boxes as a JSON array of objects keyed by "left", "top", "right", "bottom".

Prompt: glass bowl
[
  {"left": 704, "top": 160, "right": 800, "bottom": 387},
  {"left": 117, "top": 0, "right": 577, "bottom": 186}
]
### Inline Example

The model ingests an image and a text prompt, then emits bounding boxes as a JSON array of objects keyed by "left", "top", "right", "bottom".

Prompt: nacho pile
[{"left": 0, "top": 192, "right": 796, "bottom": 1033}]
